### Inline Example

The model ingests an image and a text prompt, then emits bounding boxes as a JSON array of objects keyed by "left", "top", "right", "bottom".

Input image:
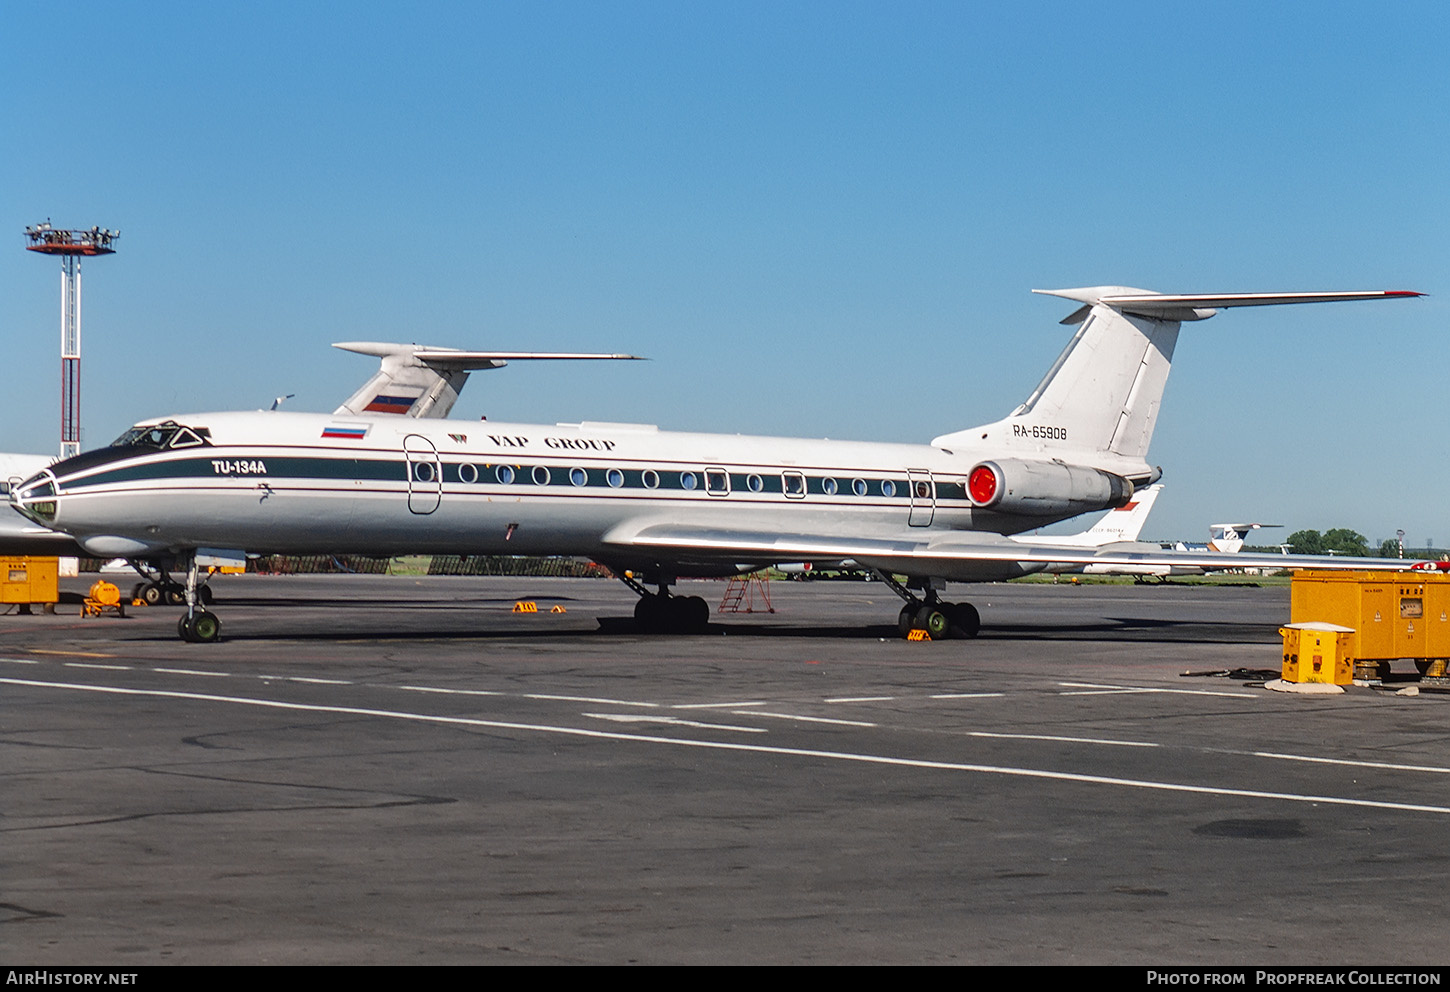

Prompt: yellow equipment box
[
  {"left": 1290, "top": 569, "right": 1450, "bottom": 676},
  {"left": 1, "top": 556, "right": 59, "bottom": 605},
  {"left": 1280, "top": 622, "right": 1355, "bottom": 685}
]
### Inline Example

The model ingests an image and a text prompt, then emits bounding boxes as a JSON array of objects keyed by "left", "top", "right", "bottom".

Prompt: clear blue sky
[{"left": 2, "top": 1, "right": 1445, "bottom": 546}]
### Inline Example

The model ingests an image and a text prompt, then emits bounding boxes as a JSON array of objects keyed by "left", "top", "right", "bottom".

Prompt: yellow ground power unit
[
  {"left": 1, "top": 556, "right": 59, "bottom": 608},
  {"left": 1290, "top": 569, "right": 1450, "bottom": 678},
  {"left": 1279, "top": 621, "right": 1356, "bottom": 685}
]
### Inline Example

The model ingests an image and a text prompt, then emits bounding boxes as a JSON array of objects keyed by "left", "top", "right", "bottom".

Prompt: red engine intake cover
[{"left": 968, "top": 464, "right": 999, "bottom": 505}]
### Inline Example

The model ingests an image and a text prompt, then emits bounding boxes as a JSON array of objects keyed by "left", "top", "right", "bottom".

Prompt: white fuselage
[{"left": 17, "top": 410, "right": 1122, "bottom": 580}]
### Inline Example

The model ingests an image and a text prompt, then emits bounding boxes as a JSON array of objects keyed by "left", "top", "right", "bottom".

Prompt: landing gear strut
[
  {"left": 874, "top": 571, "right": 980, "bottom": 640},
  {"left": 617, "top": 571, "right": 711, "bottom": 634},
  {"left": 175, "top": 556, "right": 222, "bottom": 643}
]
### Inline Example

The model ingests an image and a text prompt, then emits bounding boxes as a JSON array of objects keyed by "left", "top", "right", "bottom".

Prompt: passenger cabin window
[
  {"left": 705, "top": 469, "right": 729, "bottom": 495},
  {"left": 782, "top": 472, "right": 806, "bottom": 499}
]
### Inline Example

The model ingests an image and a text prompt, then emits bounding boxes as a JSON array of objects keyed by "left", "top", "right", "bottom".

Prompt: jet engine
[{"left": 966, "top": 459, "right": 1134, "bottom": 517}]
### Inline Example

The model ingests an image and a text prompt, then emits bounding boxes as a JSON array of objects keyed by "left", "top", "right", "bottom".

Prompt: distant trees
[{"left": 1285, "top": 529, "right": 1370, "bottom": 557}]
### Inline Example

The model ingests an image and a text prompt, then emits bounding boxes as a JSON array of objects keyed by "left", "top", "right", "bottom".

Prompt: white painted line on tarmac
[
  {"left": 9, "top": 676, "right": 1449, "bottom": 817},
  {"left": 395, "top": 685, "right": 503, "bottom": 697},
  {"left": 970, "top": 731, "right": 1159, "bottom": 748},
  {"left": 1058, "top": 681, "right": 1255, "bottom": 699},
  {"left": 154, "top": 668, "right": 230, "bottom": 677},
  {"left": 930, "top": 692, "right": 1006, "bottom": 699},
  {"left": 523, "top": 693, "right": 661, "bottom": 707},
  {"left": 0, "top": 657, "right": 41, "bottom": 665},
  {"left": 1251, "top": 751, "right": 1450, "bottom": 775},
  {"left": 672, "top": 700, "right": 767, "bottom": 709},
  {"left": 585, "top": 712, "right": 766, "bottom": 734},
  {"left": 285, "top": 677, "right": 352, "bottom": 685},
  {"left": 826, "top": 696, "right": 895, "bottom": 703},
  {"left": 734, "top": 711, "right": 877, "bottom": 727},
  {"left": 62, "top": 662, "right": 134, "bottom": 671}
]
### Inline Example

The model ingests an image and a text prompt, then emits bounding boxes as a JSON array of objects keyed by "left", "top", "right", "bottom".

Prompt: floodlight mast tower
[{"left": 23, "top": 222, "right": 118, "bottom": 458}]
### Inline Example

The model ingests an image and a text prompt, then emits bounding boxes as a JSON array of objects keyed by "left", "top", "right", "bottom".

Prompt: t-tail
[{"left": 933, "top": 288, "right": 1422, "bottom": 489}]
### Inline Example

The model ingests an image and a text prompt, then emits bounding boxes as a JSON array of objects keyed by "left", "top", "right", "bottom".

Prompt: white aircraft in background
[
  {"left": 1010, "top": 484, "right": 1174, "bottom": 578},
  {"left": 1176, "top": 521, "right": 1281, "bottom": 555},
  {"left": 1109, "top": 520, "right": 1285, "bottom": 580},
  {"left": 10, "top": 286, "right": 1427, "bottom": 643}
]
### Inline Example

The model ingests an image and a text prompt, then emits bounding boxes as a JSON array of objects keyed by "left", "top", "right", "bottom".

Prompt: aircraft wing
[{"left": 603, "top": 523, "right": 1426, "bottom": 581}]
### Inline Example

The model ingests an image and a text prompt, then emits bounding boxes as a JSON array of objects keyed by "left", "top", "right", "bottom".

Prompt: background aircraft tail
[
  {"left": 1010, "top": 483, "right": 1163, "bottom": 549},
  {"left": 1078, "top": 483, "right": 1162, "bottom": 544}
]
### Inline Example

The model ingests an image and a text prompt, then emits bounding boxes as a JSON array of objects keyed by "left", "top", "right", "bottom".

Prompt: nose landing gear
[
  {"left": 179, "top": 609, "right": 222, "bottom": 643},
  {"left": 174, "top": 556, "right": 222, "bottom": 643}
]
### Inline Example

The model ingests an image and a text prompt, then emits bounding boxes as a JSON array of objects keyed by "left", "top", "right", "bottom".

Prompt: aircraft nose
[{"left": 11, "top": 472, "right": 60, "bottom": 526}]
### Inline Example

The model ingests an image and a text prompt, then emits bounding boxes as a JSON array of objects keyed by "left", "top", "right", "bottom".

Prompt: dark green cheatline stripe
[{"left": 62, "top": 455, "right": 958, "bottom": 501}]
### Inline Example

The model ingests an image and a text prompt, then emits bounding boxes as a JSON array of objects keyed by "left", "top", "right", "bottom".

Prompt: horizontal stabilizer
[
  {"left": 1034, "top": 288, "right": 1422, "bottom": 322},
  {"left": 332, "top": 342, "right": 646, "bottom": 419},
  {"left": 335, "top": 341, "right": 645, "bottom": 370}
]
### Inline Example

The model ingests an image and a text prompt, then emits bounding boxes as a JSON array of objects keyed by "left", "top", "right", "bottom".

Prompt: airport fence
[
  {"left": 250, "top": 555, "right": 392, "bottom": 574},
  {"left": 428, "top": 555, "right": 613, "bottom": 578}
]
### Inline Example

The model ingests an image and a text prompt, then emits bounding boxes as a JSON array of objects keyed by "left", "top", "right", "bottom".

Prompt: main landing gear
[
  {"left": 873, "top": 571, "right": 980, "bottom": 640},
  {"left": 173, "top": 556, "right": 222, "bottom": 643},
  {"left": 617, "top": 572, "right": 711, "bottom": 634},
  {"left": 129, "top": 561, "right": 213, "bottom": 608}
]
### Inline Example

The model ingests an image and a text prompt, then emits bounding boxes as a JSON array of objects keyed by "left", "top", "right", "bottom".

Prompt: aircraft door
[
  {"left": 404, "top": 434, "right": 442, "bottom": 515},
  {"left": 907, "top": 469, "right": 935, "bottom": 527}
]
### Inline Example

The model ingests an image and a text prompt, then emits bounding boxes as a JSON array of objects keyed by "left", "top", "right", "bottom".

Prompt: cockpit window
[{"left": 110, "top": 420, "right": 211, "bottom": 450}]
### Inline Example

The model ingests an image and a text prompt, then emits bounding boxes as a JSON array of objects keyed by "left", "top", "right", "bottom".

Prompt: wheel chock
[
  {"left": 906, "top": 628, "right": 931, "bottom": 641},
  {"left": 550, "top": 605, "right": 567, "bottom": 613},
  {"left": 512, "top": 601, "right": 538, "bottom": 613}
]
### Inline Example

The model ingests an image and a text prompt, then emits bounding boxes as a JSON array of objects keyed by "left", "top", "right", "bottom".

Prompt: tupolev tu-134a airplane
[{"left": 9, "top": 285, "right": 1430, "bottom": 643}]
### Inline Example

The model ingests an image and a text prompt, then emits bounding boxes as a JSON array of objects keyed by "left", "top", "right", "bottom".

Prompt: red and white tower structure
[{"left": 23, "top": 221, "right": 119, "bottom": 458}]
